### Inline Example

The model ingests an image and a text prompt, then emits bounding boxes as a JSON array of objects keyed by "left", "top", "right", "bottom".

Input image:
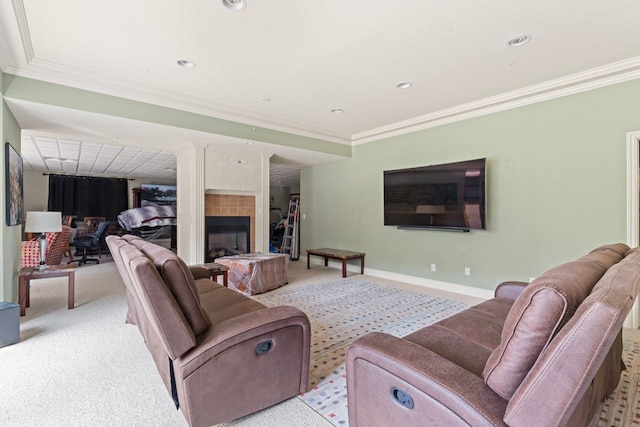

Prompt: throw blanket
[{"left": 117, "top": 205, "right": 177, "bottom": 231}]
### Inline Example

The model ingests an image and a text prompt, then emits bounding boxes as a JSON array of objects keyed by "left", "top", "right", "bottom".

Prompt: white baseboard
[{"left": 305, "top": 256, "right": 494, "bottom": 301}]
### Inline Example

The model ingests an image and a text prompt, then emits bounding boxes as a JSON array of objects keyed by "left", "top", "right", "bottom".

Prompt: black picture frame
[{"left": 5, "top": 142, "right": 24, "bottom": 226}]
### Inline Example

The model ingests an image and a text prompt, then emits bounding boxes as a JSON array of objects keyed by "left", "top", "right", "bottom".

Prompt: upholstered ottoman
[{"left": 216, "top": 253, "right": 289, "bottom": 295}]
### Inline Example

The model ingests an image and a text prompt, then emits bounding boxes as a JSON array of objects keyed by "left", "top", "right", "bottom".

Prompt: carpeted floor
[{"left": 2, "top": 258, "right": 639, "bottom": 426}]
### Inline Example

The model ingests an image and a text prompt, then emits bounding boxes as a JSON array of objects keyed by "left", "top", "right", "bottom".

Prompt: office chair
[{"left": 69, "top": 220, "right": 113, "bottom": 266}]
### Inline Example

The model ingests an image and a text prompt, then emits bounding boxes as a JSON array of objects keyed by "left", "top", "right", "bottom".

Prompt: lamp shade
[{"left": 24, "top": 211, "right": 62, "bottom": 233}]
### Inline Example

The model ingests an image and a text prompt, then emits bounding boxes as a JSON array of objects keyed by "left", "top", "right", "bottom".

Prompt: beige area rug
[
  {"left": 1, "top": 259, "right": 639, "bottom": 427},
  {"left": 253, "top": 277, "right": 469, "bottom": 426}
]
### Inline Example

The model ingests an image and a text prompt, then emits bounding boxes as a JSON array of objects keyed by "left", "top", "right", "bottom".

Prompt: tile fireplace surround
[{"left": 205, "top": 194, "right": 256, "bottom": 253}]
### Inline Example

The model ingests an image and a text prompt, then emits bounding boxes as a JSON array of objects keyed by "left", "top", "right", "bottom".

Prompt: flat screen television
[{"left": 383, "top": 158, "right": 486, "bottom": 231}]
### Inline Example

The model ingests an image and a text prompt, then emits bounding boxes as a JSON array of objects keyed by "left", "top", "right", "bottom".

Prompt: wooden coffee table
[
  {"left": 18, "top": 264, "right": 77, "bottom": 316},
  {"left": 306, "top": 248, "right": 365, "bottom": 278}
]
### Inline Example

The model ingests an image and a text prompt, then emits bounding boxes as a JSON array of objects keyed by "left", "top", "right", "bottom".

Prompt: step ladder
[{"left": 279, "top": 198, "right": 300, "bottom": 260}]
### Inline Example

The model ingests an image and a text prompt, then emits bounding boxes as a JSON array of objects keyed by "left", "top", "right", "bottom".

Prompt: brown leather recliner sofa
[
  {"left": 106, "top": 235, "right": 311, "bottom": 427},
  {"left": 346, "top": 243, "right": 640, "bottom": 426}
]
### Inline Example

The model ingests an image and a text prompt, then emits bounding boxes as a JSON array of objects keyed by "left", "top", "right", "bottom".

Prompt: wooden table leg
[
  {"left": 342, "top": 260, "right": 347, "bottom": 277},
  {"left": 25, "top": 279, "right": 31, "bottom": 307},
  {"left": 19, "top": 276, "right": 27, "bottom": 316},
  {"left": 361, "top": 255, "right": 365, "bottom": 274},
  {"left": 68, "top": 270, "right": 75, "bottom": 309},
  {"left": 222, "top": 271, "right": 228, "bottom": 287},
  {"left": 324, "top": 257, "right": 329, "bottom": 267}
]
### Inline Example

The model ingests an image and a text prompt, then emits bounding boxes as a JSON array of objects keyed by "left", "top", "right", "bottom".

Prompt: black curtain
[{"left": 47, "top": 174, "right": 128, "bottom": 221}]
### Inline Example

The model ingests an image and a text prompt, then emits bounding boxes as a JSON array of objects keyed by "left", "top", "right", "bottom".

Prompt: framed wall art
[{"left": 5, "top": 142, "right": 24, "bottom": 226}]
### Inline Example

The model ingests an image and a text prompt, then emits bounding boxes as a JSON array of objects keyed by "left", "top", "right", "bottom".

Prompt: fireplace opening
[{"left": 205, "top": 216, "right": 250, "bottom": 262}]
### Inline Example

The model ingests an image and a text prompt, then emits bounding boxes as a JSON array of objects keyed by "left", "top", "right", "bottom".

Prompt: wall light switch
[
  {"left": 464, "top": 267, "right": 471, "bottom": 276},
  {"left": 431, "top": 264, "right": 436, "bottom": 272}
]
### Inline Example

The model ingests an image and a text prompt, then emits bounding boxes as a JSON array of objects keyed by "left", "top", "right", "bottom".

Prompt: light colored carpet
[{"left": 1, "top": 258, "right": 636, "bottom": 426}]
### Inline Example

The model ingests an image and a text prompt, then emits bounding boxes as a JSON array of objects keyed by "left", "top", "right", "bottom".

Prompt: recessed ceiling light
[
  {"left": 506, "top": 35, "right": 531, "bottom": 47},
  {"left": 177, "top": 59, "right": 196, "bottom": 68},
  {"left": 396, "top": 82, "right": 413, "bottom": 89},
  {"left": 221, "top": 0, "right": 246, "bottom": 11},
  {"left": 331, "top": 108, "right": 344, "bottom": 114}
]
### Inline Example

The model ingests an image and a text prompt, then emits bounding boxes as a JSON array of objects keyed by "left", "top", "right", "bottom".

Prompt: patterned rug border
[{"left": 253, "top": 277, "right": 469, "bottom": 426}]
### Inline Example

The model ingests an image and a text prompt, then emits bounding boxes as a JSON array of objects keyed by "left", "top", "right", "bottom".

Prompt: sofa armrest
[
  {"left": 495, "top": 281, "right": 529, "bottom": 300},
  {"left": 174, "top": 305, "right": 311, "bottom": 425},
  {"left": 346, "top": 332, "right": 507, "bottom": 427},
  {"left": 178, "top": 305, "right": 310, "bottom": 380}
]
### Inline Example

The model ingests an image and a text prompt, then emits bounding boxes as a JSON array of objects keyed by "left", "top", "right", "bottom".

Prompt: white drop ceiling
[{"left": 1, "top": 1, "right": 640, "bottom": 185}]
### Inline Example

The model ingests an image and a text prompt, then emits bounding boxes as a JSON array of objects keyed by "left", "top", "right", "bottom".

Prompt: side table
[
  {"left": 18, "top": 265, "right": 77, "bottom": 316},
  {"left": 191, "top": 262, "right": 229, "bottom": 286}
]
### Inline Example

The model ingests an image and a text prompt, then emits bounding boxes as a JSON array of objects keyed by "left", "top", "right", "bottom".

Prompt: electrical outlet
[
  {"left": 431, "top": 264, "right": 436, "bottom": 272},
  {"left": 464, "top": 267, "right": 471, "bottom": 276}
]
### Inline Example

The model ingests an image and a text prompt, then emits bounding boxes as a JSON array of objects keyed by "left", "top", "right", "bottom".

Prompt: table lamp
[{"left": 24, "top": 211, "right": 62, "bottom": 269}]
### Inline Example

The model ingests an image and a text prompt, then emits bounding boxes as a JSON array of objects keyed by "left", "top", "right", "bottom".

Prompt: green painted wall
[
  {"left": 1, "top": 72, "right": 22, "bottom": 302},
  {"left": 301, "top": 78, "right": 640, "bottom": 290}
]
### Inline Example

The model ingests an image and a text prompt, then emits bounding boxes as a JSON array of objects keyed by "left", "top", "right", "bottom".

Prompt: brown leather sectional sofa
[
  {"left": 346, "top": 243, "right": 640, "bottom": 426},
  {"left": 106, "top": 235, "right": 311, "bottom": 427}
]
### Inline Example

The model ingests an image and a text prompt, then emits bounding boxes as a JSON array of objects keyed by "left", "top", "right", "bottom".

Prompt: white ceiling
[{"left": 1, "top": 1, "right": 640, "bottom": 183}]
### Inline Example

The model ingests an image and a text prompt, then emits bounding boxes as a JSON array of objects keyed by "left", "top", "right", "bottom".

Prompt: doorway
[{"left": 269, "top": 162, "right": 300, "bottom": 252}]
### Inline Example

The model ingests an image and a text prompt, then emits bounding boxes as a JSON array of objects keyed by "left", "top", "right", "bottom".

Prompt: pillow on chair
[{"left": 21, "top": 232, "right": 57, "bottom": 267}]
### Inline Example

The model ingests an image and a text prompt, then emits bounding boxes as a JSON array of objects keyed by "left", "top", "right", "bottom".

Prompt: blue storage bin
[{"left": 0, "top": 301, "right": 19, "bottom": 347}]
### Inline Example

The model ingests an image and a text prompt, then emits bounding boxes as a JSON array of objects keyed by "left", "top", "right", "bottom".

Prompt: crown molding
[
  {"left": 11, "top": 0, "right": 33, "bottom": 62},
  {"left": 13, "top": 60, "right": 354, "bottom": 145},
  {"left": 352, "top": 56, "right": 640, "bottom": 145},
  {"left": 4, "top": 0, "right": 640, "bottom": 149},
  {"left": 8, "top": 55, "right": 640, "bottom": 149}
]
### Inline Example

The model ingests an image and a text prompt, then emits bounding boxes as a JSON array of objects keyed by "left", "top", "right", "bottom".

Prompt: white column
[
  {"left": 176, "top": 142, "right": 206, "bottom": 264},
  {"left": 259, "top": 152, "right": 274, "bottom": 252}
]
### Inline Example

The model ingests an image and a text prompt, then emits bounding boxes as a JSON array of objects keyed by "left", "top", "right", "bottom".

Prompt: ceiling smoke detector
[
  {"left": 396, "top": 82, "right": 413, "bottom": 89},
  {"left": 221, "top": 0, "right": 246, "bottom": 11}
]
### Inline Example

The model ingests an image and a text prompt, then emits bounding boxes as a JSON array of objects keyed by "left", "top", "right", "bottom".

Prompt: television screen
[
  {"left": 383, "top": 158, "right": 486, "bottom": 230},
  {"left": 141, "top": 184, "right": 177, "bottom": 206}
]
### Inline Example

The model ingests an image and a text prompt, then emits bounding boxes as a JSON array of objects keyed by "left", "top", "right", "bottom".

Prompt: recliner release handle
[
  {"left": 391, "top": 387, "right": 414, "bottom": 409},
  {"left": 255, "top": 340, "right": 273, "bottom": 355}
]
